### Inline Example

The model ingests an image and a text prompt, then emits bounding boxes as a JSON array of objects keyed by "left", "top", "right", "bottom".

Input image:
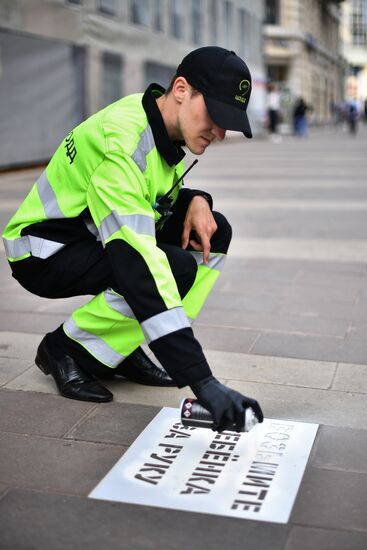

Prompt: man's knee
[
  {"left": 173, "top": 248, "right": 198, "bottom": 299},
  {"left": 211, "top": 211, "right": 232, "bottom": 253},
  {"left": 158, "top": 243, "right": 198, "bottom": 299}
]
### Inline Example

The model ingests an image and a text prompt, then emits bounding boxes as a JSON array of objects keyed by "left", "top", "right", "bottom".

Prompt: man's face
[{"left": 177, "top": 88, "right": 226, "bottom": 155}]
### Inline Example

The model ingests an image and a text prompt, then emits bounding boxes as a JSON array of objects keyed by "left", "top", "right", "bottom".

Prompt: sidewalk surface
[{"left": 1, "top": 126, "right": 367, "bottom": 549}]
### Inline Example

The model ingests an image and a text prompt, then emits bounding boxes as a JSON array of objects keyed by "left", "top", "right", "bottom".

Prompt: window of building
[
  {"left": 153, "top": 0, "right": 164, "bottom": 32},
  {"left": 267, "top": 64, "right": 287, "bottom": 84},
  {"left": 191, "top": 0, "right": 202, "bottom": 44},
  {"left": 145, "top": 61, "right": 176, "bottom": 89},
  {"left": 169, "top": 0, "right": 185, "bottom": 40},
  {"left": 130, "top": 0, "right": 149, "bottom": 26},
  {"left": 67, "top": 0, "right": 82, "bottom": 5},
  {"left": 209, "top": 0, "right": 218, "bottom": 44},
  {"left": 223, "top": 1, "right": 233, "bottom": 48},
  {"left": 97, "top": 0, "right": 116, "bottom": 16},
  {"left": 250, "top": 13, "right": 261, "bottom": 62},
  {"left": 265, "top": 0, "right": 280, "bottom": 25},
  {"left": 238, "top": 8, "right": 250, "bottom": 58},
  {"left": 351, "top": 0, "right": 367, "bottom": 46},
  {"left": 102, "top": 52, "right": 123, "bottom": 107}
]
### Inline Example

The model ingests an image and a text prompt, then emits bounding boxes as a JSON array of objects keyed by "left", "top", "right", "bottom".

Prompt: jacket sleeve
[
  {"left": 171, "top": 188, "right": 213, "bottom": 217},
  {"left": 87, "top": 151, "right": 212, "bottom": 387}
]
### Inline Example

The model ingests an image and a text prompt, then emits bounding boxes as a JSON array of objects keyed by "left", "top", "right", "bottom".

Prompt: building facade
[
  {"left": 341, "top": 0, "right": 367, "bottom": 103},
  {"left": 0, "top": 0, "right": 266, "bottom": 168},
  {"left": 263, "top": 0, "right": 345, "bottom": 126}
]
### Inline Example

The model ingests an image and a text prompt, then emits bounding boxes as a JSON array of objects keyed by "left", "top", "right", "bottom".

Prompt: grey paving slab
[
  {"left": 223, "top": 257, "right": 367, "bottom": 278},
  {"left": 291, "top": 467, "right": 367, "bottom": 532},
  {"left": 0, "top": 488, "right": 290, "bottom": 550},
  {"left": 332, "top": 362, "right": 367, "bottom": 393},
  {"left": 311, "top": 425, "right": 367, "bottom": 474},
  {"left": 226, "top": 209, "right": 367, "bottom": 240},
  {"left": 0, "top": 484, "right": 8, "bottom": 500},
  {"left": 279, "top": 298, "right": 364, "bottom": 323},
  {"left": 348, "top": 320, "right": 367, "bottom": 341},
  {"left": 0, "top": 356, "right": 33, "bottom": 385},
  {"left": 34, "top": 295, "right": 90, "bottom": 314},
  {"left": 211, "top": 283, "right": 364, "bottom": 323},
  {"left": 0, "top": 331, "right": 41, "bottom": 360},
  {"left": 5, "top": 363, "right": 59, "bottom": 394},
  {"left": 194, "top": 324, "right": 260, "bottom": 353},
  {"left": 251, "top": 331, "right": 367, "bottom": 366},
  {"left": 0, "top": 388, "right": 95, "bottom": 437},
  {"left": 229, "top": 236, "right": 367, "bottom": 263},
  {"left": 228, "top": 380, "right": 367, "bottom": 429},
  {"left": 294, "top": 266, "right": 367, "bottom": 287},
  {"left": 205, "top": 350, "right": 336, "bottom": 389},
  {"left": 205, "top": 288, "right": 285, "bottom": 314},
  {"left": 198, "top": 306, "right": 348, "bottom": 337},
  {"left": 106, "top": 379, "right": 195, "bottom": 407},
  {"left": 65, "top": 402, "right": 160, "bottom": 446},
  {"left": 286, "top": 526, "right": 367, "bottom": 550},
  {"left": 0, "top": 432, "right": 125, "bottom": 495},
  {"left": 0, "top": 292, "right": 49, "bottom": 313},
  {"left": 0, "top": 310, "right": 67, "bottom": 334}
]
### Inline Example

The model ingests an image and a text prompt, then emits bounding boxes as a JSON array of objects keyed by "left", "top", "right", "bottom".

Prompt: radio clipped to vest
[{"left": 153, "top": 160, "right": 198, "bottom": 230}]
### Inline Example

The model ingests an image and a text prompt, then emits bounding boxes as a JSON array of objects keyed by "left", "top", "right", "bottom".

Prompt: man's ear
[{"left": 172, "top": 76, "right": 190, "bottom": 104}]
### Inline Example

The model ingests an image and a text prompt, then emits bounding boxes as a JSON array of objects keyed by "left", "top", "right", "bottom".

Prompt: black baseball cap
[{"left": 176, "top": 46, "right": 252, "bottom": 138}]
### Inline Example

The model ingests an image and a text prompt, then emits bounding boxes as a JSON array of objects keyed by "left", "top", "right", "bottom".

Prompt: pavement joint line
[
  {"left": 62, "top": 435, "right": 132, "bottom": 447},
  {"left": 196, "top": 322, "right": 347, "bottom": 340},
  {"left": 287, "top": 524, "right": 367, "bottom": 538},
  {"left": 0, "top": 363, "right": 34, "bottom": 387},
  {"left": 61, "top": 403, "right": 99, "bottom": 439},
  {"left": 308, "top": 464, "right": 367, "bottom": 476},
  {"left": 0, "top": 487, "right": 11, "bottom": 503},
  {"left": 247, "top": 331, "right": 262, "bottom": 354},
  {"left": 329, "top": 363, "right": 340, "bottom": 390},
  {"left": 62, "top": 431, "right": 132, "bottom": 447},
  {"left": 224, "top": 378, "right": 367, "bottom": 395},
  {"left": 1, "top": 430, "right": 130, "bottom": 448}
]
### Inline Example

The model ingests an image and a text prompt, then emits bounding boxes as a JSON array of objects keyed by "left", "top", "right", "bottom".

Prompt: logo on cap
[
  {"left": 239, "top": 80, "right": 251, "bottom": 96},
  {"left": 235, "top": 79, "right": 251, "bottom": 104}
]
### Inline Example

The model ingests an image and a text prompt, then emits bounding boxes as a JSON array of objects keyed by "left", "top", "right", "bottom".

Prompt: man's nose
[{"left": 212, "top": 125, "right": 226, "bottom": 141}]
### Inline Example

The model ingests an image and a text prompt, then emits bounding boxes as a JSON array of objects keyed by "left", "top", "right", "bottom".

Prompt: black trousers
[
  {"left": 10, "top": 211, "right": 231, "bottom": 375},
  {"left": 11, "top": 211, "right": 231, "bottom": 300}
]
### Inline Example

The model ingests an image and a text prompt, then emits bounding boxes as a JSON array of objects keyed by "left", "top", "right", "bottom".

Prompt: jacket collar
[{"left": 142, "top": 84, "right": 186, "bottom": 167}]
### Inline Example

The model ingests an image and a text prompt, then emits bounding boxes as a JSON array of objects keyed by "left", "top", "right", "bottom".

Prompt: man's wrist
[
  {"left": 186, "top": 189, "right": 213, "bottom": 210},
  {"left": 192, "top": 194, "right": 211, "bottom": 206}
]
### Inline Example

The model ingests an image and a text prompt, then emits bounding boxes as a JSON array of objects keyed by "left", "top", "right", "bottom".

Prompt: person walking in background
[
  {"left": 347, "top": 98, "right": 360, "bottom": 135},
  {"left": 266, "top": 83, "right": 282, "bottom": 143},
  {"left": 293, "top": 97, "right": 309, "bottom": 137}
]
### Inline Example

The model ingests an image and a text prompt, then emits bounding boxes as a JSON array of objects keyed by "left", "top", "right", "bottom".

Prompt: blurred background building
[
  {"left": 264, "top": 0, "right": 346, "bottom": 128},
  {"left": 1, "top": 1, "right": 365, "bottom": 168},
  {"left": 341, "top": 0, "right": 367, "bottom": 103},
  {"left": 0, "top": 0, "right": 266, "bottom": 168}
]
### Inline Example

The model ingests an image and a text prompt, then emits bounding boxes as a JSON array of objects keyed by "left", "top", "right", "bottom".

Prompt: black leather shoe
[
  {"left": 35, "top": 337, "right": 113, "bottom": 403},
  {"left": 115, "top": 347, "right": 176, "bottom": 387}
]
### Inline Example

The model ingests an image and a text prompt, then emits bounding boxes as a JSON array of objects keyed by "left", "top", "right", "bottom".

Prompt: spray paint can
[{"left": 180, "top": 398, "right": 258, "bottom": 432}]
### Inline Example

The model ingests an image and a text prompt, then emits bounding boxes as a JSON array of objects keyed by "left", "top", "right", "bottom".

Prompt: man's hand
[
  {"left": 181, "top": 196, "right": 217, "bottom": 264},
  {"left": 191, "top": 376, "right": 264, "bottom": 432}
]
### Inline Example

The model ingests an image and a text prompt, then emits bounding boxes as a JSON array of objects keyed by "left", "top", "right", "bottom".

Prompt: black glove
[{"left": 191, "top": 376, "right": 263, "bottom": 432}]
